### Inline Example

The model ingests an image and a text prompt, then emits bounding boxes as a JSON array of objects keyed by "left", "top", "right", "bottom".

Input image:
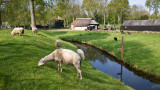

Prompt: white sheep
[
  {"left": 11, "top": 27, "right": 24, "bottom": 36},
  {"left": 38, "top": 48, "right": 85, "bottom": 80},
  {"left": 32, "top": 27, "right": 38, "bottom": 34}
]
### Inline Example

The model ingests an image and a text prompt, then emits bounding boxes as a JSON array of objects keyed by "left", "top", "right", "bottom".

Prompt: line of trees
[{"left": 0, "top": 0, "right": 160, "bottom": 29}]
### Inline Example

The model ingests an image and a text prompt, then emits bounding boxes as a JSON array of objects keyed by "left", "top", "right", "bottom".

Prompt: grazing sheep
[
  {"left": 55, "top": 40, "right": 62, "bottom": 48},
  {"left": 77, "top": 49, "right": 85, "bottom": 60},
  {"left": 127, "top": 32, "right": 132, "bottom": 35},
  {"left": 11, "top": 27, "right": 24, "bottom": 36},
  {"left": 32, "top": 27, "right": 38, "bottom": 34},
  {"left": 114, "top": 37, "right": 117, "bottom": 41},
  {"left": 38, "top": 48, "right": 85, "bottom": 80}
]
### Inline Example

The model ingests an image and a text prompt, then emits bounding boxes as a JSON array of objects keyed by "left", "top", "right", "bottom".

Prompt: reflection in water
[
  {"left": 73, "top": 42, "right": 160, "bottom": 90},
  {"left": 117, "top": 65, "right": 123, "bottom": 82},
  {"left": 76, "top": 44, "right": 107, "bottom": 64}
]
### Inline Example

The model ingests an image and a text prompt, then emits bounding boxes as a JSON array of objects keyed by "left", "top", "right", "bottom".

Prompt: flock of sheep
[
  {"left": 38, "top": 40, "right": 85, "bottom": 80},
  {"left": 11, "top": 27, "right": 38, "bottom": 36},
  {"left": 11, "top": 27, "right": 85, "bottom": 80}
]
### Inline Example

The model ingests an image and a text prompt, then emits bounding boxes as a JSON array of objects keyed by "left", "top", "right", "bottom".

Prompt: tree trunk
[
  {"left": 43, "top": 20, "right": 45, "bottom": 28},
  {"left": 118, "top": 14, "right": 120, "bottom": 25},
  {"left": 149, "top": 8, "right": 151, "bottom": 20},
  {"left": 66, "top": 19, "right": 68, "bottom": 27},
  {"left": 49, "top": 8, "right": 51, "bottom": 28},
  {"left": 104, "top": 13, "right": 105, "bottom": 27},
  {"left": 0, "top": 10, "right": 2, "bottom": 30},
  {"left": 114, "top": 17, "right": 115, "bottom": 30},
  {"left": 0, "top": 4, "right": 3, "bottom": 30},
  {"left": 29, "top": 0, "right": 36, "bottom": 30},
  {"left": 64, "top": 19, "right": 66, "bottom": 28}
]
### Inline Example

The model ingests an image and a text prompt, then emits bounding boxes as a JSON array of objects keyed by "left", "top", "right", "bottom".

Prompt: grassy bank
[
  {"left": 58, "top": 31, "right": 160, "bottom": 77},
  {"left": 0, "top": 30, "right": 132, "bottom": 90}
]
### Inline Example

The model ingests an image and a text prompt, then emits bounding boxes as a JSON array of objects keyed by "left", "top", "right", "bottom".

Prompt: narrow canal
[{"left": 72, "top": 42, "right": 160, "bottom": 90}]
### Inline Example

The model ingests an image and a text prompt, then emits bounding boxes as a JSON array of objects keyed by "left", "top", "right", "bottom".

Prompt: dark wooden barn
[{"left": 120, "top": 20, "right": 160, "bottom": 31}]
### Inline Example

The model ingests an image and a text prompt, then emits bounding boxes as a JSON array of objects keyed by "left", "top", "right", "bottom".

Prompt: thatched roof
[
  {"left": 122, "top": 20, "right": 160, "bottom": 26},
  {"left": 71, "top": 18, "right": 99, "bottom": 27},
  {"left": 51, "top": 16, "right": 63, "bottom": 21},
  {"left": 90, "top": 19, "right": 99, "bottom": 24}
]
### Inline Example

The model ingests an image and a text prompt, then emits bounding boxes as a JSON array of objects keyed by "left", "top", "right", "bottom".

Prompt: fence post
[{"left": 121, "top": 36, "right": 124, "bottom": 61}]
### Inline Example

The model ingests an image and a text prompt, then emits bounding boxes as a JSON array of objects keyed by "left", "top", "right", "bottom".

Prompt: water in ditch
[{"left": 73, "top": 42, "right": 160, "bottom": 90}]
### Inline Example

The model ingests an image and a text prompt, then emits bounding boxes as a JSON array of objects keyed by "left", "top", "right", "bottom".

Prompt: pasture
[{"left": 0, "top": 29, "right": 132, "bottom": 90}]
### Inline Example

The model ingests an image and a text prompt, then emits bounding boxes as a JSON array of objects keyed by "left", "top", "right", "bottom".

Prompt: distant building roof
[
  {"left": 90, "top": 19, "right": 99, "bottom": 24},
  {"left": 51, "top": 16, "right": 63, "bottom": 20},
  {"left": 122, "top": 20, "right": 160, "bottom": 26},
  {"left": 71, "top": 18, "right": 99, "bottom": 27}
]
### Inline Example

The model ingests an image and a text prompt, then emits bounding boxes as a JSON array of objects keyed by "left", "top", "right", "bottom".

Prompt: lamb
[
  {"left": 38, "top": 48, "right": 85, "bottom": 80},
  {"left": 11, "top": 27, "right": 24, "bottom": 36},
  {"left": 32, "top": 27, "right": 38, "bottom": 34}
]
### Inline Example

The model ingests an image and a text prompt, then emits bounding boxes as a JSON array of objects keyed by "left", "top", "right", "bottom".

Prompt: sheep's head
[
  {"left": 38, "top": 58, "right": 45, "bottom": 66},
  {"left": 11, "top": 31, "right": 15, "bottom": 36}
]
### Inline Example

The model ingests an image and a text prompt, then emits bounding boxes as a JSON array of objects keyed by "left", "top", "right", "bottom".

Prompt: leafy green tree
[
  {"left": 68, "top": 0, "right": 80, "bottom": 21},
  {"left": 54, "top": 0, "right": 71, "bottom": 27},
  {"left": 82, "top": 0, "right": 109, "bottom": 26},
  {"left": 35, "top": 0, "right": 48, "bottom": 27},
  {"left": 129, "top": 5, "right": 149, "bottom": 20},
  {"left": 1, "top": 0, "right": 31, "bottom": 28},
  {"left": 97, "top": 0, "right": 109, "bottom": 26},
  {"left": 108, "top": 0, "right": 130, "bottom": 24},
  {"left": 82, "top": 0, "right": 99, "bottom": 17},
  {"left": 145, "top": 0, "right": 160, "bottom": 16}
]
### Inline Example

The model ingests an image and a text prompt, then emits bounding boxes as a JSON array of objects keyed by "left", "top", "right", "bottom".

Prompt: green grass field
[
  {"left": 0, "top": 29, "right": 132, "bottom": 90},
  {"left": 59, "top": 30, "right": 160, "bottom": 77}
]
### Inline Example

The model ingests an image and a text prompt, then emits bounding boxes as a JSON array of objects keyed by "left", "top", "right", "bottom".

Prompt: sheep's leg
[
  {"left": 58, "top": 62, "right": 62, "bottom": 72},
  {"left": 77, "top": 71, "right": 79, "bottom": 78},
  {"left": 75, "top": 67, "right": 82, "bottom": 80},
  {"left": 58, "top": 63, "right": 60, "bottom": 71},
  {"left": 79, "top": 69, "right": 82, "bottom": 80},
  {"left": 18, "top": 31, "right": 21, "bottom": 36},
  {"left": 60, "top": 62, "right": 62, "bottom": 72}
]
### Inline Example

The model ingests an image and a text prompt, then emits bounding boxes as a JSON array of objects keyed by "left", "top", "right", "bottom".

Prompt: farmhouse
[
  {"left": 120, "top": 20, "right": 160, "bottom": 31},
  {"left": 71, "top": 18, "right": 99, "bottom": 30}
]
